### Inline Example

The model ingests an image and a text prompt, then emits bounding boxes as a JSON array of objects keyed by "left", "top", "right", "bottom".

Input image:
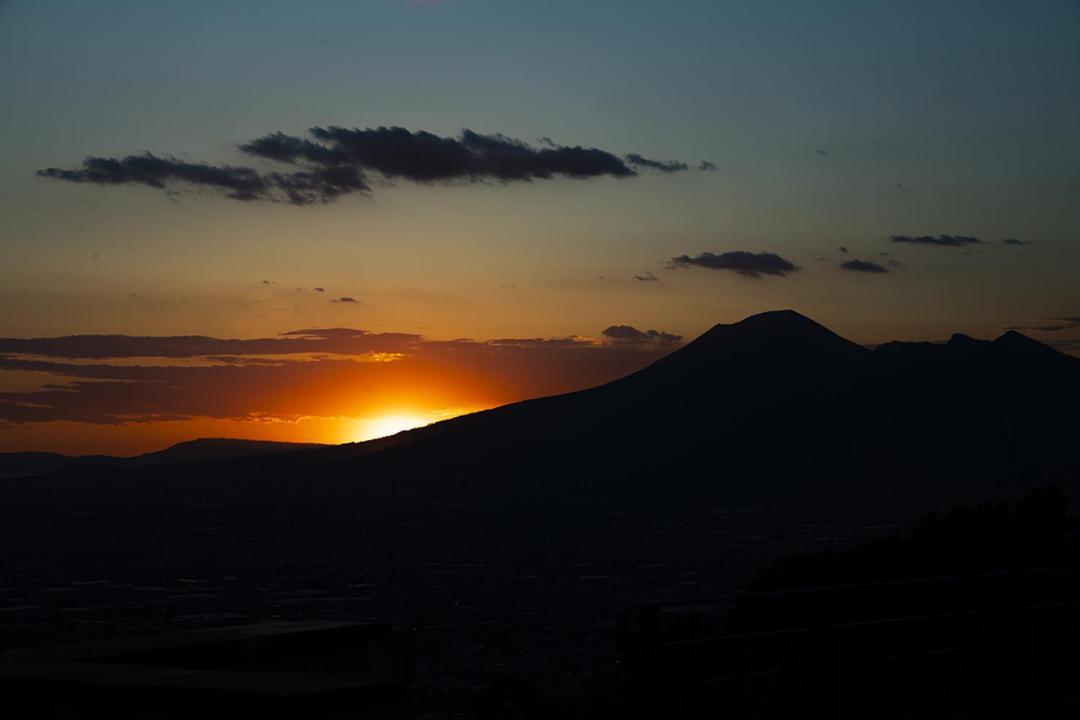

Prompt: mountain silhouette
[
  {"left": 0, "top": 438, "right": 326, "bottom": 478},
  {"left": 7, "top": 310, "right": 1080, "bottom": 504},
  {"left": 646, "top": 309, "right": 866, "bottom": 375},
  {"left": 277, "top": 309, "right": 1071, "bottom": 502}
]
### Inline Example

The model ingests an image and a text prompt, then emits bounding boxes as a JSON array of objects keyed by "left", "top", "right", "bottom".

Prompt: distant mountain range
[
  {"left": 7, "top": 310, "right": 1080, "bottom": 504},
  {"left": 0, "top": 438, "right": 327, "bottom": 478},
  {"left": 288, "top": 308, "right": 1079, "bottom": 503}
]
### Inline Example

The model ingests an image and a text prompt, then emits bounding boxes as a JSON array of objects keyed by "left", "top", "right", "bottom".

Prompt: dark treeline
[{"left": 752, "top": 484, "right": 1077, "bottom": 591}]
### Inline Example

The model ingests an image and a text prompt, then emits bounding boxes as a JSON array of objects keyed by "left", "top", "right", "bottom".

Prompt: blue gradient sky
[{"left": 4, "top": 0, "right": 1079, "bottom": 338}]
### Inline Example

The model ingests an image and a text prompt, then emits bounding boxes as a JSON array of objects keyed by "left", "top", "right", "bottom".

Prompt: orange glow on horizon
[
  {"left": 354, "top": 413, "right": 430, "bottom": 441},
  {"left": 0, "top": 407, "right": 487, "bottom": 457},
  {"left": 0, "top": 322, "right": 670, "bottom": 456},
  {"left": 345, "top": 405, "right": 483, "bottom": 443}
]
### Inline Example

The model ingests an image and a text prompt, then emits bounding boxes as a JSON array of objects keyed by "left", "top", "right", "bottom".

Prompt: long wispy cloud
[
  {"left": 0, "top": 326, "right": 682, "bottom": 425},
  {"left": 38, "top": 126, "right": 701, "bottom": 205},
  {"left": 1006, "top": 317, "right": 1080, "bottom": 333},
  {"left": 37, "top": 155, "right": 271, "bottom": 202},
  {"left": 668, "top": 251, "right": 800, "bottom": 279},
  {"left": 0, "top": 328, "right": 418, "bottom": 360}
]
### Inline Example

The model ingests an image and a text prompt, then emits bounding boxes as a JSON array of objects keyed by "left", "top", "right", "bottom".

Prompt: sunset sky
[{"left": 2, "top": 0, "right": 1079, "bottom": 454}]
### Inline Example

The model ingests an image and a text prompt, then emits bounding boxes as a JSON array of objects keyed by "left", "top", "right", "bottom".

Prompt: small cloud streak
[
  {"left": 624, "top": 154, "right": 689, "bottom": 173},
  {"left": 668, "top": 251, "right": 800, "bottom": 279},
  {"left": 1006, "top": 317, "right": 1080, "bottom": 333},
  {"left": 840, "top": 259, "right": 889, "bottom": 274},
  {"left": 891, "top": 234, "right": 982, "bottom": 247},
  {"left": 601, "top": 325, "right": 681, "bottom": 347}
]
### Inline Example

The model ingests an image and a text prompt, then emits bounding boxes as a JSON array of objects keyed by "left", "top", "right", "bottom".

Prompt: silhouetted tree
[{"left": 751, "top": 484, "right": 1076, "bottom": 592}]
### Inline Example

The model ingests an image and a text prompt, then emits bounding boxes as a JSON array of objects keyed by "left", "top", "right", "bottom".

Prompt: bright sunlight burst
[{"left": 356, "top": 413, "right": 430, "bottom": 441}]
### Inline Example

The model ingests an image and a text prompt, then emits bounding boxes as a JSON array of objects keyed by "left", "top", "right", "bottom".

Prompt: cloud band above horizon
[
  {"left": 0, "top": 325, "right": 681, "bottom": 426},
  {"left": 37, "top": 126, "right": 706, "bottom": 205}
]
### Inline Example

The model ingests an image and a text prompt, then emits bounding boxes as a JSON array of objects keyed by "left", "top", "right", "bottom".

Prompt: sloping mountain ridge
[
  {"left": 300, "top": 309, "right": 1080, "bottom": 502},
  {"left": 9, "top": 310, "right": 1080, "bottom": 504}
]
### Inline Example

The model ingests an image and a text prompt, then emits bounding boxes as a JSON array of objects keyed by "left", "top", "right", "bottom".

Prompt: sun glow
[
  {"left": 344, "top": 405, "right": 484, "bottom": 444},
  {"left": 356, "top": 413, "right": 431, "bottom": 441}
]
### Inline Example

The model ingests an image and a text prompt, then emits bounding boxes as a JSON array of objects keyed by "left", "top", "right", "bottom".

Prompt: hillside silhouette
[
  {"left": 7, "top": 310, "right": 1080, "bottom": 503},
  {"left": 232, "top": 308, "right": 1080, "bottom": 505},
  {"left": 619, "top": 485, "right": 1080, "bottom": 720},
  {"left": 0, "top": 438, "right": 327, "bottom": 478}
]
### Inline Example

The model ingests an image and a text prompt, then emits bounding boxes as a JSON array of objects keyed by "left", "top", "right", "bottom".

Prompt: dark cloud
[
  {"left": 485, "top": 337, "right": 593, "bottom": 349},
  {"left": 267, "top": 165, "right": 369, "bottom": 204},
  {"left": 633, "top": 271, "right": 659, "bottom": 282},
  {"left": 1006, "top": 317, "right": 1080, "bottom": 333},
  {"left": 1002, "top": 238, "right": 1032, "bottom": 246},
  {"left": 40, "top": 126, "right": 706, "bottom": 204},
  {"left": 237, "top": 125, "right": 635, "bottom": 192},
  {"left": 697, "top": 161, "right": 717, "bottom": 172},
  {"left": 331, "top": 296, "right": 358, "bottom": 304},
  {"left": 624, "top": 154, "right": 689, "bottom": 173},
  {"left": 668, "top": 251, "right": 800, "bottom": 278},
  {"left": 0, "top": 329, "right": 419, "bottom": 360},
  {"left": 239, "top": 131, "right": 346, "bottom": 165},
  {"left": 601, "top": 325, "right": 682, "bottom": 346},
  {"left": 891, "top": 234, "right": 982, "bottom": 247},
  {"left": 840, "top": 259, "right": 889, "bottom": 274},
  {"left": 37, "top": 153, "right": 269, "bottom": 201},
  {"left": 36, "top": 152, "right": 366, "bottom": 206}
]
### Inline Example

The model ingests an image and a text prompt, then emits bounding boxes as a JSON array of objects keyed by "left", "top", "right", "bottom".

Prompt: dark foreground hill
[{"left": 2, "top": 310, "right": 1079, "bottom": 711}]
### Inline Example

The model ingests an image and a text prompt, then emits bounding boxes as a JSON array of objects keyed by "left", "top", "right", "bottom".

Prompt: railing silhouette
[{"left": 625, "top": 567, "right": 1080, "bottom": 719}]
